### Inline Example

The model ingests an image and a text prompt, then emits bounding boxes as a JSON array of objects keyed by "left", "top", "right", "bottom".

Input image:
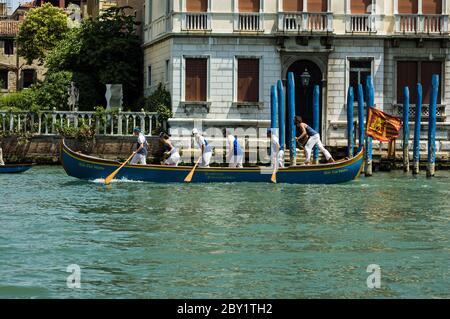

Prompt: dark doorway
[{"left": 286, "top": 59, "right": 323, "bottom": 142}]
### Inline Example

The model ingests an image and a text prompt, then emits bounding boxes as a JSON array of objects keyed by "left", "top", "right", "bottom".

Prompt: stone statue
[
  {"left": 105, "top": 84, "right": 123, "bottom": 110},
  {"left": 67, "top": 82, "right": 79, "bottom": 111}
]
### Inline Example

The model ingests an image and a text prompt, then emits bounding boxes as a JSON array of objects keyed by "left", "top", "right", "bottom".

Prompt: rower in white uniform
[
  {"left": 267, "top": 128, "right": 284, "bottom": 168},
  {"left": 226, "top": 133, "right": 244, "bottom": 168},
  {"left": 130, "top": 128, "right": 148, "bottom": 165},
  {"left": 0, "top": 147, "right": 4, "bottom": 165},
  {"left": 192, "top": 128, "right": 213, "bottom": 167},
  {"left": 160, "top": 133, "right": 180, "bottom": 166}
]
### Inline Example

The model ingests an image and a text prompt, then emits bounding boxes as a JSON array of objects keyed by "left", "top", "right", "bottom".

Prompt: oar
[
  {"left": 184, "top": 156, "right": 202, "bottom": 183},
  {"left": 271, "top": 164, "right": 277, "bottom": 184},
  {"left": 105, "top": 151, "right": 136, "bottom": 185}
]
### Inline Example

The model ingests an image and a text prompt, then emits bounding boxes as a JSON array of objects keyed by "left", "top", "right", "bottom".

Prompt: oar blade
[
  {"left": 105, "top": 168, "right": 119, "bottom": 185},
  {"left": 184, "top": 171, "right": 194, "bottom": 183},
  {"left": 271, "top": 172, "right": 277, "bottom": 184}
]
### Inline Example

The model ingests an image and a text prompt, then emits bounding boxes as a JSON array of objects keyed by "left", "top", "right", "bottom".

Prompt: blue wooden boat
[
  {"left": 61, "top": 140, "right": 364, "bottom": 184},
  {"left": 0, "top": 163, "right": 34, "bottom": 174}
]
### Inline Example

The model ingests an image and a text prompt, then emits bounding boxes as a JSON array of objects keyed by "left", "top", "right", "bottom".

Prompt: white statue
[
  {"left": 67, "top": 82, "right": 79, "bottom": 111},
  {"left": 105, "top": 84, "right": 123, "bottom": 110}
]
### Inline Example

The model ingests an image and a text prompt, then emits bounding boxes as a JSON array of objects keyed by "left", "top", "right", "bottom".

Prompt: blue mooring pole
[
  {"left": 277, "top": 80, "right": 285, "bottom": 151},
  {"left": 402, "top": 86, "right": 410, "bottom": 172},
  {"left": 347, "top": 86, "right": 354, "bottom": 158},
  {"left": 365, "top": 75, "right": 374, "bottom": 176},
  {"left": 270, "top": 85, "right": 277, "bottom": 129},
  {"left": 427, "top": 74, "right": 439, "bottom": 177},
  {"left": 312, "top": 85, "right": 320, "bottom": 163},
  {"left": 287, "top": 73, "right": 296, "bottom": 165},
  {"left": 413, "top": 83, "right": 422, "bottom": 175},
  {"left": 357, "top": 84, "right": 365, "bottom": 153}
]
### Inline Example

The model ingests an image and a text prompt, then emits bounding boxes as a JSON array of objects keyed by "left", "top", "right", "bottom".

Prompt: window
[
  {"left": 239, "top": 0, "right": 259, "bottom": 12},
  {"left": 165, "top": 59, "right": 170, "bottom": 82},
  {"left": 185, "top": 58, "right": 207, "bottom": 102},
  {"left": 398, "top": 0, "right": 418, "bottom": 14},
  {"left": 351, "top": 0, "right": 372, "bottom": 14},
  {"left": 187, "top": 0, "right": 207, "bottom": 12},
  {"left": 0, "top": 70, "right": 8, "bottom": 90},
  {"left": 284, "top": 0, "right": 303, "bottom": 12},
  {"left": 147, "top": 65, "right": 152, "bottom": 87},
  {"left": 423, "top": 0, "right": 442, "bottom": 14},
  {"left": 4, "top": 40, "right": 14, "bottom": 55},
  {"left": 349, "top": 60, "right": 371, "bottom": 104},
  {"left": 148, "top": 0, "right": 152, "bottom": 23},
  {"left": 237, "top": 58, "right": 259, "bottom": 103},
  {"left": 307, "top": 0, "right": 327, "bottom": 12},
  {"left": 22, "top": 69, "right": 36, "bottom": 88},
  {"left": 396, "top": 61, "right": 442, "bottom": 104}
]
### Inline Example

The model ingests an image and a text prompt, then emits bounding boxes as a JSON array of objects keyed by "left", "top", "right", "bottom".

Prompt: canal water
[{"left": 0, "top": 166, "right": 449, "bottom": 298}]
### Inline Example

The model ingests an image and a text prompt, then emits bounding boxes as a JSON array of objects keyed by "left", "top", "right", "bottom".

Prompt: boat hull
[
  {"left": 0, "top": 164, "right": 33, "bottom": 174},
  {"left": 61, "top": 140, "right": 364, "bottom": 184}
]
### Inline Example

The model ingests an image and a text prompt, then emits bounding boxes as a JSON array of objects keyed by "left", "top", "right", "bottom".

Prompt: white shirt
[
  {"left": 195, "top": 135, "right": 212, "bottom": 153},
  {"left": 226, "top": 135, "right": 243, "bottom": 156},
  {"left": 137, "top": 133, "right": 146, "bottom": 145},
  {"left": 271, "top": 134, "right": 280, "bottom": 155}
]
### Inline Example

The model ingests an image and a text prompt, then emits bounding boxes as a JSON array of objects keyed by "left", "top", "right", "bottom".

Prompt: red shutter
[
  {"left": 351, "top": 0, "right": 371, "bottom": 14},
  {"left": 239, "top": 0, "right": 260, "bottom": 12},
  {"left": 284, "top": 0, "right": 303, "bottom": 12},
  {"left": 186, "top": 0, "right": 208, "bottom": 12},
  {"left": 397, "top": 61, "right": 418, "bottom": 104},
  {"left": 422, "top": 0, "right": 442, "bottom": 14},
  {"left": 238, "top": 59, "right": 259, "bottom": 103},
  {"left": 307, "top": 0, "right": 327, "bottom": 12},
  {"left": 421, "top": 61, "right": 442, "bottom": 104},
  {"left": 398, "top": 0, "right": 418, "bottom": 14},
  {"left": 185, "top": 58, "right": 207, "bottom": 102}
]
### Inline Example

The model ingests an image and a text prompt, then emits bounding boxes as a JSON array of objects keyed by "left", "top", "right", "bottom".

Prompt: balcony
[
  {"left": 278, "top": 12, "right": 333, "bottom": 33},
  {"left": 234, "top": 13, "right": 264, "bottom": 32},
  {"left": 394, "top": 103, "right": 446, "bottom": 121},
  {"left": 346, "top": 14, "right": 377, "bottom": 33},
  {"left": 395, "top": 14, "right": 449, "bottom": 34},
  {"left": 144, "top": 16, "right": 170, "bottom": 43},
  {"left": 182, "top": 12, "right": 211, "bottom": 31}
]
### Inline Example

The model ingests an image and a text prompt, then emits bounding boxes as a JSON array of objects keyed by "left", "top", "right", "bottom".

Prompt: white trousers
[
  {"left": 304, "top": 134, "right": 332, "bottom": 162},
  {"left": 130, "top": 153, "right": 147, "bottom": 165},
  {"left": 271, "top": 150, "right": 285, "bottom": 168},
  {"left": 229, "top": 154, "right": 244, "bottom": 168},
  {"left": 200, "top": 151, "right": 212, "bottom": 167},
  {"left": 0, "top": 147, "right": 4, "bottom": 165},
  {"left": 164, "top": 152, "right": 180, "bottom": 166}
]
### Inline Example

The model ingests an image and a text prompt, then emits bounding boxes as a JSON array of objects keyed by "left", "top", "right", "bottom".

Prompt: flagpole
[{"left": 402, "top": 86, "right": 410, "bottom": 173}]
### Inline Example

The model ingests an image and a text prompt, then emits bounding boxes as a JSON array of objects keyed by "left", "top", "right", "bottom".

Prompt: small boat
[
  {"left": 61, "top": 139, "right": 364, "bottom": 184},
  {"left": 0, "top": 163, "right": 34, "bottom": 174}
]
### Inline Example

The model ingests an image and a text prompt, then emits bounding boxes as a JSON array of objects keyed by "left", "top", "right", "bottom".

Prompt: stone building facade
[{"left": 143, "top": 0, "right": 450, "bottom": 151}]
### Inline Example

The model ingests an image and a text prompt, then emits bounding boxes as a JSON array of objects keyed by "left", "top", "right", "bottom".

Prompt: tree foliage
[
  {"left": 46, "top": 7, "right": 143, "bottom": 110},
  {"left": 17, "top": 3, "right": 69, "bottom": 65}
]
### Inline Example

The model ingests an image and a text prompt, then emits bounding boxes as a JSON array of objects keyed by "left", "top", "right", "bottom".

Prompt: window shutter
[
  {"left": 397, "top": 61, "right": 418, "bottom": 104},
  {"left": 351, "top": 0, "right": 371, "bottom": 14},
  {"left": 239, "top": 0, "right": 260, "bottom": 13},
  {"left": 422, "top": 0, "right": 442, "bottom": 14},
  {"left": 186, "top": 58, "right": 207, "bottom": 102},
  {"left": 238, "top": 59, "right": 259, "bottom": 103},
  {"left": 284, "top": 0, "right": 303, "bottom": 12},
  {"left": 421, "top": 61, "right": 442, "bottom": 104},
  {"left": 307, "top": 0, "right": 327, "bottom": 12},
  {"left": 398, "top": 0, "right": 418, "bottom": 14},
  {"left": 186, "top": 0, "right": 208, "bottom": 12}
]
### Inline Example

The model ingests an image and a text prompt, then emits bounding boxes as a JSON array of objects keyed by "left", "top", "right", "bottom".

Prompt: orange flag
[{"left": 366, "top": 107, "right": 402, "bottom": 142}]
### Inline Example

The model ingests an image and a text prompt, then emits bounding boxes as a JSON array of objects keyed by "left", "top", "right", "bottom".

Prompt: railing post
[
  {"left": 402, "top": 86, "right": 410, "bottom": 172},
  {"left": 117, "top": 107, "right": 123, "bottom": 135},
  {"left": 413, "top": 83, "right": 422, "bottom": 175},
  {"left": 327, "top": 12, "right": 333, "bottom": 32},
  {"left": 52, "top": 108, "right": 57, "bottom": 134},
  {"left": 140, "top": 109, "right": 146, "bottom": 135},
  {"left": 9, "top": 112, "right": 13, "bottom": 132}
]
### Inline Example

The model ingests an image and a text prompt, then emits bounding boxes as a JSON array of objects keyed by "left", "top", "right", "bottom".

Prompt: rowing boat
[
  {"left": 0, "top": 164, "right": 34, "bottom": 174},
  {"left": 61, "top": 139, "right": 364, "bottom": 184}
]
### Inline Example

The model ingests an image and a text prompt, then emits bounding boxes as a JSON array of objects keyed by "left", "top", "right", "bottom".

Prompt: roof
[{"left": 0, "top": 21, "right": 20, "bottom": 37}]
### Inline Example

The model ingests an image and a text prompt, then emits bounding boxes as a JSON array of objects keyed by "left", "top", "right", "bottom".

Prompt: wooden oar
[
  {"left": 184, "top": 156, "right": 202, "bottom": 183},
  {"left": 105, "top": 151, "right": 136, "bottom": 185},
  {"left": 271, "top": 164, "right": 277, "bottom": 184}
]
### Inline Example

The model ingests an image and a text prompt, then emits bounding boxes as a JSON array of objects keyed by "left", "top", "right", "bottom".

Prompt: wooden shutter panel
[
  {"left": 239, "top": 0, "right": 260, "bottom": 12},
  {"left": 397, "top": 61, "right": 418, "bottom": 104},
  {"left": 421, "top": 61, "right": 442, "bottom": 104},
  {"left": 238, "top": 59, "right": 259, "bottom": 103},
  {"left": 186, "top": 0, "right": 208, "bottom": 12},
  {"left": 351, "top": 0, "right": 371, "bottom": 14},
  {"left": 422, "top": 0, "right": 442, "bottom": 14},
  {"left": 186, "top": 58, "right": 207, "bottom": 102},
  {"left": 284, "top": 0, "right": 303, "bottom": 12},
  {"left": 307, "top": 0, "right": 327, "bottom": 12},
  {"left": 398, "top": 0, "right": 418, "bottom": 14}
]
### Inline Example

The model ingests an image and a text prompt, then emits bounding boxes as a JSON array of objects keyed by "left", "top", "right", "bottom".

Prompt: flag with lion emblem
[{"left": 365, "top": 107, "right": 402, "bottom": 142}]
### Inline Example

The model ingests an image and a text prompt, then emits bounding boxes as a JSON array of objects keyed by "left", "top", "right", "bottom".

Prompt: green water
[{"left": 0, "top": 166, "right": 449, "bottom": 298}]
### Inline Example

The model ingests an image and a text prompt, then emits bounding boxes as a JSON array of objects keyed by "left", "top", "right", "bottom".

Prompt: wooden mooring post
[
  {"left": 402, "top": 86, "right": 410, "bottom": 172},
  {"left": 427, "top": 74, "right": 439, "bottom": 178},
  {"left": 412, "top": 83, "right": 422, "bottom": 175}
]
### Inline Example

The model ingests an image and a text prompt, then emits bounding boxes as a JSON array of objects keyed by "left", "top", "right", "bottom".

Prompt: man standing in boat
[
  {"left": 192, "top": 128, "right": 213, "bottom": 167},
  {"left": 267, "top": 128, "right": 284, "bottom": 168},
  {"left": 160, "top": 132, "right": 180, "bottom": 166},
  {"left": 295, "top": 116, "right": 334, "bottom": 165},
  {"left": 130, "top": 128, "right": 148, "bottom": 165},
  {"left": 226, "top": 131, "right": 244, "bottom": 168}
]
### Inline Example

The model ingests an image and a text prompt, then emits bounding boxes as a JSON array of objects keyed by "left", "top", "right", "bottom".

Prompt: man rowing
[
  {"left": 267, "top": 128, "right": 284, "bottom": 168},
  {"left": 295, "top": 116, "right": 334, "bottom": 165},
  {"left": 192, "top": 128, "right": 213, "bottom": 167},
  {"left": 226, "top": 132, "right": 244, "bottom": 168},
  {"left": 130, "top": 128, "right": 148, "bottom": 165},
  {"left": 160, "top": 133, "right": 180, "bottom": 166},
  {"left": 0, "top": 147, "right": 4, "bottom": 165}
]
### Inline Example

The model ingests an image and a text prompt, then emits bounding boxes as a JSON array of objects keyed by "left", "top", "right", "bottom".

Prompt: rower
[
  {"left": 130, "top": 128, "right": 148, "bottom": 165},
  {"left": 160, "top": 133, "right": 180, "bottom": 166},
  {"left": 267, "top": 128, "right": 284, "bottom": 168},
  {"left": 0, "top": 147, "right": 4, "bottom": 165},
  {"left": 192, "top": 128, "right": 213, "bottom": 167},
  {"left": 226, "top": 133, "right": 244, "bottom": 168}
]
